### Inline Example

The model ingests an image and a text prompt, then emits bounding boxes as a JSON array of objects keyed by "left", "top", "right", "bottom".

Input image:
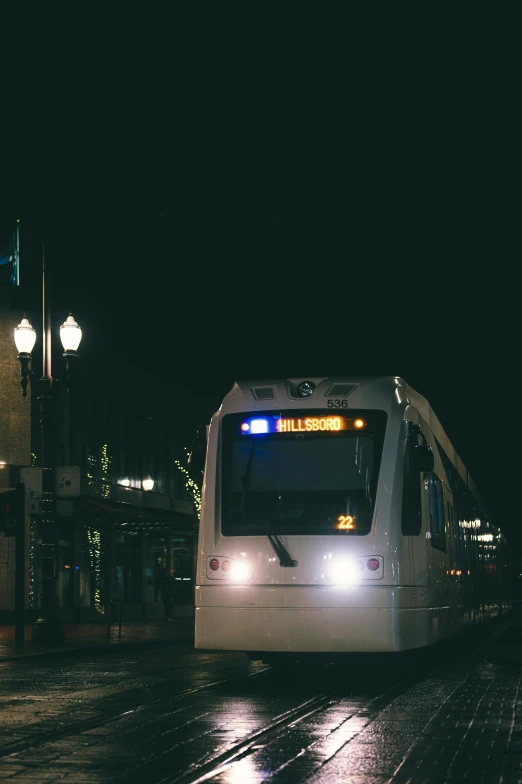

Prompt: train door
[
  {"left": 442, "top": 485, "right": 460, "bottom": 629},
  {"left": 401, "top": 420, "right": 429, "bottom": 586},
  {"left": 445, "top": 494, "right": 455, "bottom": 576}
]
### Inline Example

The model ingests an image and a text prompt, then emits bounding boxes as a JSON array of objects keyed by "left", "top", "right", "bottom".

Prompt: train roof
[{"left": 398, "top": 379, "right": 483, "bottom": 504}]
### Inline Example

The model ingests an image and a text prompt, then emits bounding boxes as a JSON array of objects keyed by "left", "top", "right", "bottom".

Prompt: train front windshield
[{"left": 221, "top": 410, "right": 387, "bottom": 536}]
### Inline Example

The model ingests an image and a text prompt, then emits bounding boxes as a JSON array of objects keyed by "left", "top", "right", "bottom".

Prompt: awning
[{"left": 70, "top": 495, "right": 196, "bottom": 534}]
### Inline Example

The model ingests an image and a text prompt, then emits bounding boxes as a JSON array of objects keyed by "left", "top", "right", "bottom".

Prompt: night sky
[{"left": 0, "top": 43, "right": 519, "bottom": 554}]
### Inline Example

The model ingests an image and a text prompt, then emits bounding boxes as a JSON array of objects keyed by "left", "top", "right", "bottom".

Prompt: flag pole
[
  {"left": 16, "top": 219, "right": 20, "bottom": 286},
  {"left": 42, "top": 241, "right": 52, "bottom": 378},
  {"left": 42, "top": 242, "right": 46, "bottom": 377}
]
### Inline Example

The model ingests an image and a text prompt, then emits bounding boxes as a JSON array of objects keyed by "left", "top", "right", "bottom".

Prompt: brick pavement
[{"left": 388, "top": 662, "right": 522, "bottom": 783}]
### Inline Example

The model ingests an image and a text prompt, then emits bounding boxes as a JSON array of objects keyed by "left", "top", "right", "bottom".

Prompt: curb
[{"left": 0, "top": 631, "right": 195, "bottom": 664}]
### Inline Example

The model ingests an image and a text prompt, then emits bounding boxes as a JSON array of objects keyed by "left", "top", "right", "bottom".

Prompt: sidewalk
[{"left": 0, "top": 616, "right": 195, "bottom": 663}]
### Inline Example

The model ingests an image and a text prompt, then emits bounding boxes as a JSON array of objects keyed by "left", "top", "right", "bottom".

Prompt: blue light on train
[{"left": 250, "top": 418, "right": 269, "bottom": 434}]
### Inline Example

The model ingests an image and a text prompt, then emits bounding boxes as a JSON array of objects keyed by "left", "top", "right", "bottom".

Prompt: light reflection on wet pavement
[{"left": 0, "top": 637, "right": 520, "bottom": 784}]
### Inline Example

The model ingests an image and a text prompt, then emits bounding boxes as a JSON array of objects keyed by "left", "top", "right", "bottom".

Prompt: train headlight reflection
[
  {"left": 326, "top": 559, "right": 363, "bottom": 585},
  {"left": 228, "top": 561, "right": 254, "bottom": 581}
]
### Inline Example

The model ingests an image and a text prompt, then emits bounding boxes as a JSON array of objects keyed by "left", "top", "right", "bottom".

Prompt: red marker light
[
  {"left": 209, "top": 558, "right": 220, "bottom": 571},
  {"left": 367, "top": 558, "right": 380, "bottom": 571}
]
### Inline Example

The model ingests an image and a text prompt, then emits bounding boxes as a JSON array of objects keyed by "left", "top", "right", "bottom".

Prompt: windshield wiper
[
  {"left": 263, "top": 517, "right": 298, "bottom": 567},
  {"left": 240, "top": 442, "right": 298, "bottom": 568}
]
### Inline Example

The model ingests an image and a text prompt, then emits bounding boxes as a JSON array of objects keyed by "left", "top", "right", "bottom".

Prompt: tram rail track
[
  {"left": 150, "top": 649, "right": 459, "bottom": 784},
  {"left": 0, "top": 664, "right": 271, "bottom": 760},
  {"left": 128, "top": 665, "right": 435, "bottom": 784},
  {"left": 0, "top": 659, "right": 396, "bottom": 772},
  {"left": 165, "top": 694, "right": 336, "bottom": 784},
  {"left": 0, "top": 645, "right": 468, "bottom": 780}
]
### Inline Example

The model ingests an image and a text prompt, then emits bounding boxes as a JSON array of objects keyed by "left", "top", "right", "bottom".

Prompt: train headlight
[
  {"left": 326, "top": 559, "right": 363, "bottom": 585},
  {"left": 228, "top": 561, "right": 254, "bottom": 581}
]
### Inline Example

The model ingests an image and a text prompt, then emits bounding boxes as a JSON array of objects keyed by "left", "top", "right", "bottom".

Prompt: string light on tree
[
  {"left": 174, "top": 447, "right": 202, "bottom": 519},
  {"left": 100, "top": 443, "right": 111, "bottom": 499},
  {"left": 87, "top": 528, "right": 103, "bottom": 612},
  {"left": 29, "top": 519, "right": 36, "bottom": 608}
]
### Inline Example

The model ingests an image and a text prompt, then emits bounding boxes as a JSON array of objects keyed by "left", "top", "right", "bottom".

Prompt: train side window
[
  {"left": 454, "top": 497, "right": 467, "bottom": 577},
  {"left": 401, "top": 432, "right": 422, "bottom": 536},
  {"left": 428, "top": 474, "right": 447, "bottom": 552}
]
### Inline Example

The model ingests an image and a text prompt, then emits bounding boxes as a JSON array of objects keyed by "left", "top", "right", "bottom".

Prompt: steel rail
[
  {"left": 157, "top": 694, "right": 336, "bottom": 784},
  {"left": 0, "top": 664, "right": 271, "bottom": 760}
]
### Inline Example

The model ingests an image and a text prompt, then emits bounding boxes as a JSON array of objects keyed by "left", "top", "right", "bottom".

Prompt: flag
[
  {"left": 0, "top": 225, "right": 19, "bottom": 285},
  {"left": 0, "top": 237, "right": 15, "bottom": 265}
]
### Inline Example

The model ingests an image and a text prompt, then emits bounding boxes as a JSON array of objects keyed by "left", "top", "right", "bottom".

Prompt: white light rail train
[{"left": 195, "top": 377, "right": 510, "bottom": 661}]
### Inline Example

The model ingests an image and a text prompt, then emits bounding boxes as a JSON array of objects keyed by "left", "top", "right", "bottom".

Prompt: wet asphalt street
[{"left": 0, "top": 632, "right": 521, "bottom": 784}]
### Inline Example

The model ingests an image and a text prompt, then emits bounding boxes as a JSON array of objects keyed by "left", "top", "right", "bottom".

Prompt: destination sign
[{"left": 240, "top": 416, "right": 366, "bottom": 435}]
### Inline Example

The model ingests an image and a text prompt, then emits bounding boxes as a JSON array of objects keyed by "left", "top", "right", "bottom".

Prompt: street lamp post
[
  {"left": 14, "top": 316, "right": 36, "bottom": 397},
  {"left": 60, "top": 313, "right": 82, "bottom": 466},
  {"left": 14, "top": 309, "right": 82, "bottom": 645}
]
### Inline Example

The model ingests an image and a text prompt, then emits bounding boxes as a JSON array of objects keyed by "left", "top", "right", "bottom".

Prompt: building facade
[
  {"left": 0, "top": 295, "right": 32, "bottom": 613},
  {"left": 0, "top": 290, "right": 198, "bottom": 622}
]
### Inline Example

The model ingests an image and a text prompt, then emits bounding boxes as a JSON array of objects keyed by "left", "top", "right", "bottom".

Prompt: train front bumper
[{"left": 194, "top": 585, "right": 465, "bottom": 653}]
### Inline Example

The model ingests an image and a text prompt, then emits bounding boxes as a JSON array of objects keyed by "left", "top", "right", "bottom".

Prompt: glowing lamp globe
[
  {"left": 60, "top": 313, "right": 82, "bottom": 353},
  {"left": 14, "top": 316, "right": 37, "bottom": 355},
  {"left": 142, "top": 477, "right": 154, "bottom": 492}
]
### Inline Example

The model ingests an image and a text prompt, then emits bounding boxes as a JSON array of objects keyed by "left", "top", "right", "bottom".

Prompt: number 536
[{"left": 327, "top": 399, "right": 348, "bottom": 408}]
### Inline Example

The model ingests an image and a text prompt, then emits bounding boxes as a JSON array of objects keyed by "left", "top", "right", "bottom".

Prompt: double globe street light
[
  {"left": 14, "top": 312, "right": 83, "bottom": 393},
  {"left": 14, "top": 311, "right": 82, "bottom": 645}
]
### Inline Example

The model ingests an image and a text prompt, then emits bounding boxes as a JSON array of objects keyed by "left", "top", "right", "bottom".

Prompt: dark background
[{"left": 0, "top": 27, "right": 519, "bottom": 560}]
